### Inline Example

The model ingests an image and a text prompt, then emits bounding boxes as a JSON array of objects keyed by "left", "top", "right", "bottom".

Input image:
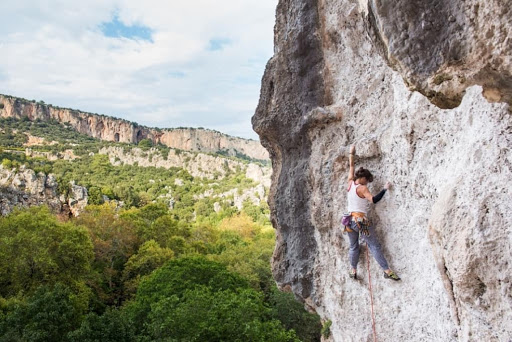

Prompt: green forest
[{"left": 0, "top": 118, "right": 322, "bottom": 341}]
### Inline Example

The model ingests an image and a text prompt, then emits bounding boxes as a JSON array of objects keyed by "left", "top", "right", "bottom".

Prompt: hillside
[
  {"left": 0, "top": 94, "right": 269, "bottom": 162},
  {"left": 0, "top": 116, "right": 270, "bottom": 218},
  {"left": 0, "top": 114, "right": 323, "bottom": 341}
]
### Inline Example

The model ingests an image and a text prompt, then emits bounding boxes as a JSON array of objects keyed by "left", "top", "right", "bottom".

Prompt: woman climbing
[{"left": 345, "top": 144, "right": 400, "bottom": 281}]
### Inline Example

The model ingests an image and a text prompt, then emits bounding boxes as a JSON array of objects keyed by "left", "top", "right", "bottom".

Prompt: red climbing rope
[{"left": 366, "top": 242, "right": 378, "bottom": 342}]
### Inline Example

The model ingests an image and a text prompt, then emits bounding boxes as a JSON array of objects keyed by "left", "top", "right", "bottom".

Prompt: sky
[{"left": 1, "top": 1, "right": 277, "bottom": 140}]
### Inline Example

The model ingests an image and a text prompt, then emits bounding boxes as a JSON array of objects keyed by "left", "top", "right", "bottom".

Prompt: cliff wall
[
  {"left": 252, "top": 0, "right": 512, "bottom": 341},
  {"left": 98, "top": 146, "right": 271, "bottom": 186},
  {"left": 0, "top": 165, "right": 87, "bottom": 217},
  {"left": 0, "top": 95, "right": 269, "bottom": 161}
]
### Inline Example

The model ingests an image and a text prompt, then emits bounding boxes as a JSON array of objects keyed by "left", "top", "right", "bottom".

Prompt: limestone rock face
[
  {"left": 0, "top": 165, "right": 88, "bottom": 216},
  {"left": 99, "top": 146, "right": 271, "bottom": 186},
  {"left": 252, "top": 0, "right": 512, "bottom": 341},
  {"left": 365, "top": 0, "right": 512, "bottom": 108},
  {"left": 68, "top": 182, "right": 88, "bottom": 217},
  {"left": 156, "top": 129, "right": 269, "bottom": 161},
  {"left": 0, "top": 95, "right": 269, "bottom": 161}
]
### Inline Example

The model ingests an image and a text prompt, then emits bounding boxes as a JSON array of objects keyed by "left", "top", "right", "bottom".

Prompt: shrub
[
  {"left": 137, "top": 139, "right": 152, "bottom": 150},
  {"left": 321, "top": 320, "right": 332, "bottom": 338}
]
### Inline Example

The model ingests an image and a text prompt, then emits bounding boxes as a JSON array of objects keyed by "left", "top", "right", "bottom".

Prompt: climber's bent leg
[
  {"left": 347, "top": 221, "right": 360, "bottom": 269},
  {"left": 363, "top": 226, "right": 390, "bottom": 270}
]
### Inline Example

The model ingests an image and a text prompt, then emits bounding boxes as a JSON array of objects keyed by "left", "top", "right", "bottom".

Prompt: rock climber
[{"left": 345, "top": 144, "right": 400, "bottom": 281}]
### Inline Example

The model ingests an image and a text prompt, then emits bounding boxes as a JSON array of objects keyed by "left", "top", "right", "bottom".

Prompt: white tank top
[{"left": 347, "top": 181, "right": 369, "bottom": 214}]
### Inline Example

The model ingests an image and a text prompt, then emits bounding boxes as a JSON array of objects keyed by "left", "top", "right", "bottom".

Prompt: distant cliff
[{"left": 0, "top": 94, "right": 269, "bottom": 161}]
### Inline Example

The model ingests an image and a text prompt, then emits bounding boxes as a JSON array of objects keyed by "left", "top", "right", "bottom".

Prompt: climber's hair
[{"left": 355, "top": 167, "right": 373, "bottom": 182}]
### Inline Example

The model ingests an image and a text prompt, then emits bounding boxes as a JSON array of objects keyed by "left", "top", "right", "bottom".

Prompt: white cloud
[{"left": 0, "top": 0, "right": 277, "bottom": 139}]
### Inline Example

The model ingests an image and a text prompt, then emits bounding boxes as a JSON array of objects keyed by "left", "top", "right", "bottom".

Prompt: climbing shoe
[
  {"left": 384, "top": 271, "right": 401, "bottom": 281},
  {"left": 349, "top": 270, "right": 358, "bottom": 280}
]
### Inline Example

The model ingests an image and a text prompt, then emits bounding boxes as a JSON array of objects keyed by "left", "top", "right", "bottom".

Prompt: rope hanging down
[{"left": 366, "top": 242, "right": 378, "bottom": 342}]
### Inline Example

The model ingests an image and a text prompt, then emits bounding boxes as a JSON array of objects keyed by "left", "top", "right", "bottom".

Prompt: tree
[
  {"left": 1, "top": 159, "right": 12, "bottom": 169},
  {"left": 125, "top": 256, "right": 299, "bottom": 342},
  {"left": 208, "top": 232, "right": 275, "bottom": 293},
  {"left": 140, "top": 214, "right": 191, "bottom": 255},
  {"left": 68, "top": 308, "right": 134, "bottom": 342},
  {"left": 125, "top": 256, "right": 249, "bottom": 334},
  {"left": 0, "top": 284, "right": 81, "bottom": 342},
  {"left": 146, "top": 287, "right": 300, "bottom": 342},
  {"left": 269, "top": 286, "right": 322, "bottom": 342},
  {"left": 88, "top": 186, "right": 104, "bottom": 205},
  {"left": 74, "top": 204, "right": 138, "bottom": 306},
  {"left": 218, "top": 212, "right": 261, "bottom": 239},
  {"left": 114, "top": 185, "right": 140, "bottom": 208},
  {"left": 137, "top": 139, "right": 152, "bottom": 150},
  {"left": 121, "top": 240, "right": 174, "bottom": 297},
  {"left": 187, "top": 223, "right": 220, "bottom": 254},
  {"left": 0, "top": 206, "right": 94, "bottom": 299}
]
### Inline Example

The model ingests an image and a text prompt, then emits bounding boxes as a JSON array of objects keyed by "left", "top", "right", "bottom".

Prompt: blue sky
[
  {"left": 100, "top": 14, "right": 154, "bottom": 42},
  {"left": 0, "top": 1, "right": 277, "bottom": 139}
]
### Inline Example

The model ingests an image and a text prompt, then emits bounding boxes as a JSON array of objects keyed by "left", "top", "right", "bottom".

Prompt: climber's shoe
[
  {"left": 384, "top": 270, "right": 401, "bottom": 281},
  {"left": 349, "top": 270, "right": 358, "bottom": 280}
]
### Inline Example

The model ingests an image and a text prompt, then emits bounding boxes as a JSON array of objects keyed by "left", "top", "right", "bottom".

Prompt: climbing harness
[
  {"left": 351, "top": 212, "right": 370, "bottom": 236},
  {"left": 366, "top": 241, "right": 378, "bottom": 342}
]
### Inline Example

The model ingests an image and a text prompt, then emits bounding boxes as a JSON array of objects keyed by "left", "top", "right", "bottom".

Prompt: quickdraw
[{"left": 350, "top": 212, "right": 370, "bottom": 236}]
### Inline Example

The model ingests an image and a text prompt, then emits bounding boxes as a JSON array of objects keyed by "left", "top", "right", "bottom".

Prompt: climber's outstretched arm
[
  {"left": 348, "top": 144, "right": 355, "bottom": 182},
  {"left": 359, "top": 182, "right": 391, "bottom": 204}
]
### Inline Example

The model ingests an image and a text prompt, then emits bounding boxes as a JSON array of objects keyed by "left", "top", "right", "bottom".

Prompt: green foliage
[
  {"left": 75, "top": 204, "right": 139, "bottom": 306},
  {"left": 141, "top": 215, "right": 191, "bottom": 253},
  {"left": 137, "top": 138, "right": 152, "bottom": 150},
  {"left": 0, "top": 117, "right": 97, "bottom": 148},
  {"left": 121, "top": 240, "right": 174, "bottom": 297},
  {"left": 209, "top": 230, "right": 274, "bottom": 292},
  {"left": 242, "top": 200, "right": 271, "bottom": 226},
  {"left": 68, "top": 308, "right": 134, "bottom": 342},
  {"left": 87, "top": 186, "right": 104, "bottom": 205},
  {"left": 47, "top": 153, "right": 189, "bottom": 210},
  {"left": 216, "top": 148, "right": 270, "bottom": 166},
  {"left": 0, "top": 206, "right": 94, "bottom": 299},
  {"left": 321, "top": 320, "right": 332, "bottom": 338},
  {"left": 126, "top": 256, "right": 299, "bottom": 341},
  {"left": 0, "top": 116, "right": 321, "bottom": 341},
  {"left": 145, "top": 286, "right": 300, "bottom": 342},
  {"left": 0, "top": 125, "right": 28, "bottom": 147},
  {"left": 270, "top": 287, "right": 322, "bottom": 342},
  {"left": 1, "top": 158, "right": 13, "bottom": 169},
  {"left": 0, "top": 284, "right": 81, "bottom": 342},
  {"left": 135, "top": 256, "right": 249, "bottom": 304},
  {"left": 186, "top": 223, "right": 221, "bottom": 254}
]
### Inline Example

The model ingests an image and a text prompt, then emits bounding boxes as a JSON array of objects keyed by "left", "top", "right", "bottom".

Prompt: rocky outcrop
[
  {"left": 67, "top": 182, "right": 88, "bottom": 217},
  {"left": 194, "top": 183, "right": 266, "bottom": 210},
  {"left": 0, "top": 95, "right": 269, "bottom": 161},
  {"left": 25, "top": 148, "right": 79, "bottom": 161},
  {"left": 98, "top": 146, "right": 271, "bottom": 186},
  {"left": 364, "top": 0, "right": 512, "bottom": 108},
  {"left": 253, "top": 0, "right": 511, "bottom": 341},
  {"left": 0, "top": 165, "right": 88, "bottom": 216}
]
